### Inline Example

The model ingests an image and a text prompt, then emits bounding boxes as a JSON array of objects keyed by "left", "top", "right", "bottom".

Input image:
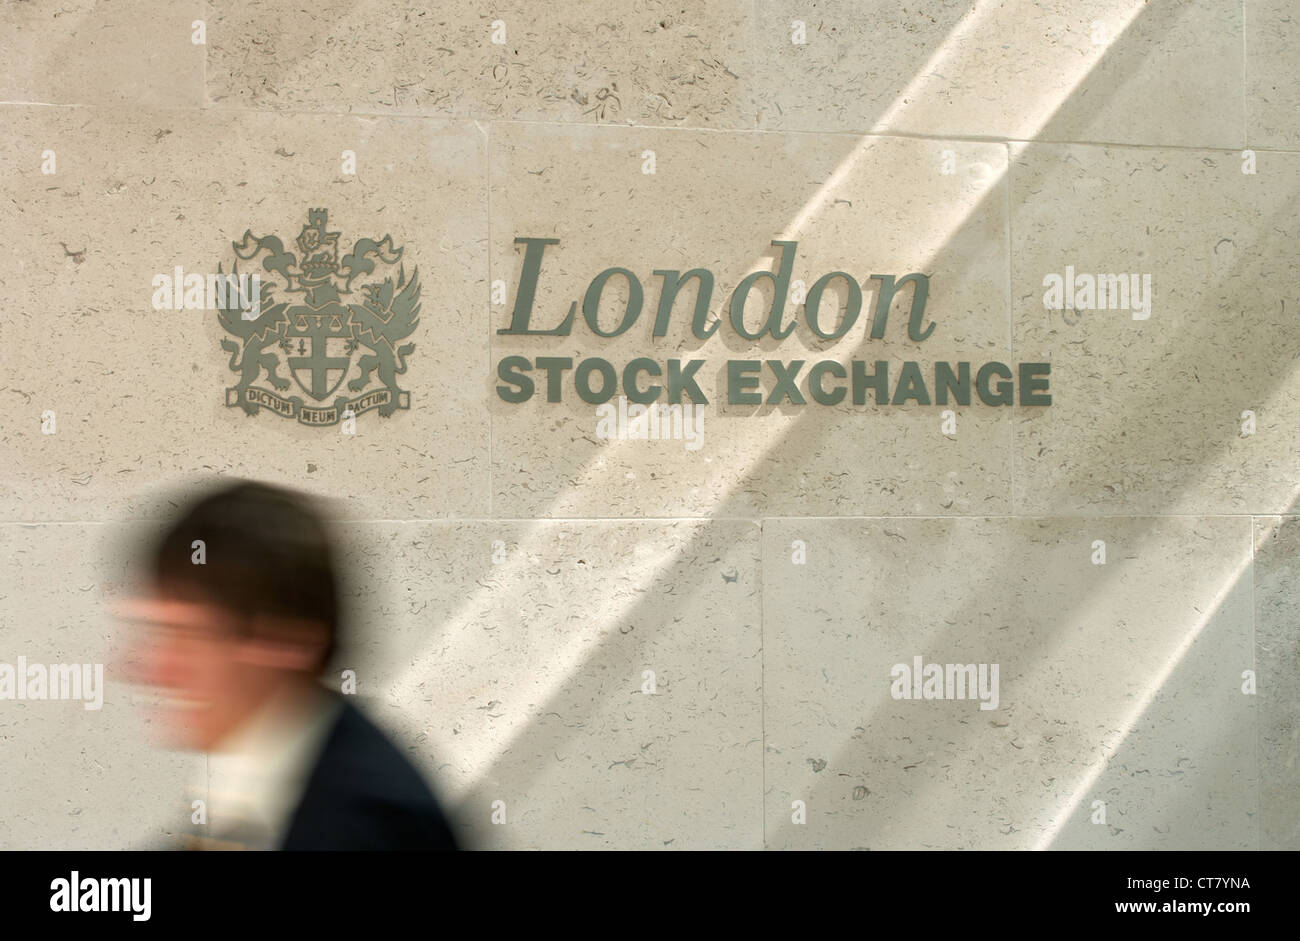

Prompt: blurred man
[{"left": 125, "top": 479, "right": 458, "bottom": 850}]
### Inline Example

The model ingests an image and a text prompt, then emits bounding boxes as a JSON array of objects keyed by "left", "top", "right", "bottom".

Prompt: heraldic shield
[
  {"left": 284, "top": 301, "right": 355, "bottom": 402},
  {"left": 215, "top": 208, "right": 420, "bottom": 427}
]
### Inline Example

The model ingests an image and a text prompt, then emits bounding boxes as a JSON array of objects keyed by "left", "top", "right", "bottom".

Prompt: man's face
[{"left": 121, "top": 593, "right": 268, "bottom": 752}]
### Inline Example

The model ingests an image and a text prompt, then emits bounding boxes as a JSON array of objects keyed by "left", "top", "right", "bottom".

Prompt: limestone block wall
[{"left": 0, "top": 0, "right": 1296, "bottom": 849}]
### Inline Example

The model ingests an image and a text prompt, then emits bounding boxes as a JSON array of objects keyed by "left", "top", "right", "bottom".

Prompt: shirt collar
[{"left": 203, "top": 684, "right": 342, "bottom": 848}]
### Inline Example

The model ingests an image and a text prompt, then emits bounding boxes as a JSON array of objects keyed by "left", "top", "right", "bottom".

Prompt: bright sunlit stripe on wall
[
  {"left": 1028, "top": 377, "right": 1300, "bottom": 844},
  {"left": 381, "top": 527, "right": 692, "bottom": 793},
  {"left": 1031, "top": 543, "right": 1256, "bottom": 849}
]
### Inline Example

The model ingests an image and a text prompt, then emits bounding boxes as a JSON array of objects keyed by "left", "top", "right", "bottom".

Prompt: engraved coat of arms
[{"left": 216, "top": 208, "right": 420, "bottom": 425}]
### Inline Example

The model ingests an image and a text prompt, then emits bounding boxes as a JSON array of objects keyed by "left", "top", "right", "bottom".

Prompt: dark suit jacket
[{"left": 279, "top": 695, "right": 459, "bottom": 851}]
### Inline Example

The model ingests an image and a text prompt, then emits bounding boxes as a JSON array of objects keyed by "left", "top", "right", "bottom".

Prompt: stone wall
[{"left": 1, "top": 0, "right": 1296, "bottom": 849}]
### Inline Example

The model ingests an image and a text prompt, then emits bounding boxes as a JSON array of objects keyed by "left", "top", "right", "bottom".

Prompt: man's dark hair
[{"left": 150, "top": 479, "right": 339, "bottom": 672}]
